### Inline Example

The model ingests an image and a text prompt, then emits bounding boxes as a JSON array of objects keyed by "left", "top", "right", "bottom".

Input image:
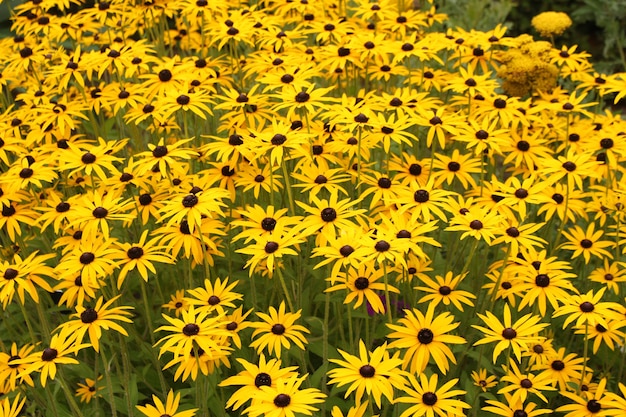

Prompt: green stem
[
  {"left": 276, "top": 267, "right": 294, "bottom": 312},
  {"left": 580, "top": 322, "right": 589, "bottom": 394},
  {"left": 100, "top": 347, "right": 118, "bottom": 417},
  {"left": 382, "top": 261, "right": 393, "bottom": 324}
]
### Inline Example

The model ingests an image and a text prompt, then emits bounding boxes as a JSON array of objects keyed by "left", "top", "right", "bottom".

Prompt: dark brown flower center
[
  {"left": 418, "top": 328, "right": 434, "bottom": 344},
  {"left": 580, "top": 301, "right": 594, "bottom": 312},
  {"left": 414, "top": 189, "right": 429, "bottom": 203},
  {"left": 92, "top": 207, "right": 108, "bottom": 218},
  {"left": 580, "top": 239, "right": 593, "bottom": 248},
  {"left": 81, "top": 308, "right": 98, "bottom": 323},
  {"left": 273, "top": 394, "right": 291, "bottom": 407},
  {"left": 182, "top": 194, "right": 198, "bottom": 208},
  {"left": 42, "top": 348, "right": 58, "bottom": 361},
  {"left": 127, "top": 246, "right": 144, "bottom": 259},
  {"left": 255, "top": 372, "right": 272, "bottom": 387},
  {"left": 265, "top": 242, "right": 279, "bottom": 254},
  {"left": 255, "top": 217, "right": 276, "bottom": 232},
  {"left": 182, "top": 323, "right": 200, "bottom": 336},
  {"left": 359, "top": 364, "right": 375, "bottom": 378},
  {"left": 502, "top": 327, "right": 517, "bottom": 339},
  {"left": 422, "top": 392, "right": 438, "bottom": 406},
  {"left": 4, "top": 268, "right": 18, "bottom": 280},
  {"left": 535, "top": 274, "right": 550, "bottom": 287},
  {"left": 271, "top": 324, "right": 286, "bottom": 335},
  {"left": 470, "top": 220, "right": 483, "bottom": 230},
  {"left": 375, "top": 240, "right": 390, "bottom": 252},
  {"left": 587, "top": 400, "right": 601, "bottom": 413},
  {"left": 340, "top": 245, "right": 354, "bottom": 257},
  {"left": 321, "top": 208, "right": 337, "bottom": 222},
  {"left": 354, "top": 277, "right": 369, "bottom": 290}
]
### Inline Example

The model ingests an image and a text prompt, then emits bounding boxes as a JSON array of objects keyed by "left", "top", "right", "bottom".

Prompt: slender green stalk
[
  {"left": 100, "top": 347, "right": 118, "bottom": 417},
  {"left": 579, "top": 322, "right": 589, "bottom": 394},
  {"left": 382, "top": 261, "right": 393, "bottom": 324},
  {"left": 275, "top": 267, "right": 295, "bottom": 312},
  {"left": 139, "top": 279, "right": 169, "bottom": 396}
]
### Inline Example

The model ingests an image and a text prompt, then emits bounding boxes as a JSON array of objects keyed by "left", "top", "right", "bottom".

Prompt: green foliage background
[{"left": 441, "top": 0, "right": 626, "bottom": 73}]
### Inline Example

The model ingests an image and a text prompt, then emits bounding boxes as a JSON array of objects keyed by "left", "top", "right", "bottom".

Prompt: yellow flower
[
  {"left": 531, "top": 11, "right": 572, "bottom": 37},
  {"left": 136, "top": 390, "right": 198, "bottom": 417},
  {"left": 249, "top": 301, "right": 309, "bottom": 359}
]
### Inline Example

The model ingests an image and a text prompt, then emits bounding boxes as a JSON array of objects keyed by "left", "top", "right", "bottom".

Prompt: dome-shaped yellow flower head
[{"left": 531, "top": 11, "right": 573, "bottom": 37}]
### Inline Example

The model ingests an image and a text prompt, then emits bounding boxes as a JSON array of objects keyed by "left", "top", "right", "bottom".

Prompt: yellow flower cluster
[
  {"left": 498, "top": 35, "right": 559, "bottom": 96},
  {"left": 532, "top": 11, "right": 573, "bottom": 37}
]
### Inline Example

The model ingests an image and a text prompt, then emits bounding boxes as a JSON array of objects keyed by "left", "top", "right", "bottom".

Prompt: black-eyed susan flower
[
  {"left": 536, "top": 183, "right": 587, "bottom": 223},
  {"left": 386, "top": 304, "right": 466, "bottom": 374},
  {"left": 398, "top": 180, "right": 452, "bottom": 222},
  {"left": 414, "top": 272, "right": 476, "bottom": 312},
  {"left": 249, "top": 301, "right": 309, "bottom": 359},
  {"left": 0, "top": 251, "right": 55, "bottom": 308},
  {"left": 0, "top": 200, "right": 38, "bottom": 242},
  {"left": 75, "top": 376, "right": 104, "bottom": 403},
  {"left": 498, "top": 359, "right": 555, "bottom": 404},
  {"left": 0, "top": 343, "right": 35, "bottom": 392},
  {"left": 395, "top": 373, "right": 469, "bottom": 417},
  {"left": 534, "top": 347, "right": 588, "bottom": 391},
  {"left": 540, "top": 148, "right": 600, "bottom": 191},
  {"left": 414, "top": 106, "right": 463, "bottom": 150},
  {"left": 236, "top": 223, "right": 305, "bottom": 277},
  {"left": 243, "top": 374, "right": 326, "bottom": 417},
  {"left": 161, "top": 340, "right": 232, "bottom": 382},
  {"left": 155, "top": 218, "right": 224, "bottom": 266},
  {"left": 553, "top": 288, "right": 623, "bottom": 329},
  {"left": 389, "top": 153, "right": 431, "bottom": 187},
  {"left": 556, "top": 377, "right": 616, "bottom": 417},
  {"left": 158, "top": 187, "right": 228, "bottom": 234},
  {"left": 326, "top": 263, "right": 398, "bottom": 314},
  {"left": 136, "top": 390, "right": 198, "bottom": 417},
  {"left": 331, "top": 400, "right": 375, "bottom": 417},
  {"left": 446, "top": 205, "right": 504, "bottom": 245},
  {"left": 560, "top": 223, "right": 614, "bottom": 264},
  {"left": 576, "top": 318, "right": 626, "bottom": 354},
  {"left": 221, "top": 305, "right": 252, "bottom": 350},
  {"left": 492, "top": 221, "right": 548, "bottom": 255},
  {"left": 473, "top": 303, "right": 548, "bottom": 363},
  {"left": 135, "top": 137, "right": 198, "bottom": 178},
  {"left": 112, "top": 230, "right": 174, "bottom": 288},
  {"left": 232, "top": 205, "right": 300, "bottom": 244},
  {"left": 220, "top": 354, "right": 299, "bottom": 411},
  {"left": 68, "top": 190, "right": 134, "bottom": 240},
  {"left": 483, "top": 393, "right": 552, "bottom": 417},
  {"left": 58, "top": 139, "right": 122, "bottom": 182},
  {"left": 185, "top": 277, "right": 242, "bottom": 316},
  {"left": 236, "top": 162, "right": 285, "bottom": 199},
  {"left": 56, "top": 295, "right": 133, "bottom": 352},
  {"left": 55, "top": 237, "right": 119, "bottom": 289},
  {"left": 516, "top": 258, "right": 577, "bottom": 316},
  {"left": 291, "top": 165, "right": 350, "bottom": 199},
  {"left": 471, "top": 369, "right": 497, "bottom": 392},
  {"left": 155, "top": 305, "right": 230, "bottom": 360},
  {"left": 0, "top": 394, "right": 25, "bottom": 417},
  {"left": 328, "top": 339, "right": 407, "bottom": 408},
  {"left": 432, "top": 149, "right": 481, "bottom": 190},
  {"left": 163, "top": 290, "right": 189, "bottom": 318},
  {"left": 494, "top": 175, "right": 551, "bottom": 221},
  {"left": 18, "top": 328, "right": 90, "bottom": 387}
]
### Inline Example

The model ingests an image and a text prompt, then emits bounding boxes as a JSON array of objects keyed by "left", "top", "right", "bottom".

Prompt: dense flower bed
[{"left": 1, "top": 0, "right": 626, "bottom": 416}]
